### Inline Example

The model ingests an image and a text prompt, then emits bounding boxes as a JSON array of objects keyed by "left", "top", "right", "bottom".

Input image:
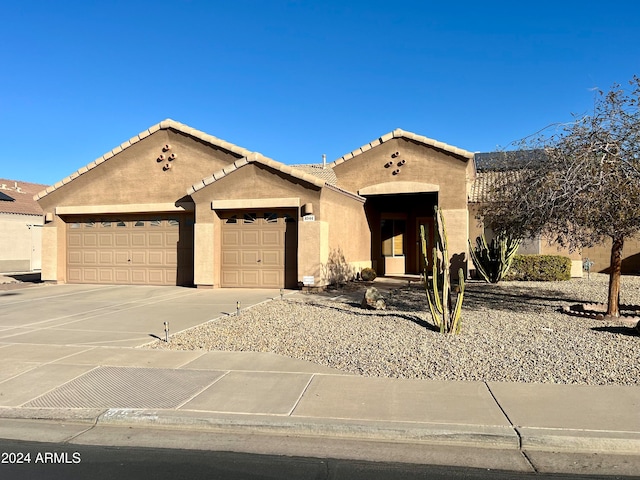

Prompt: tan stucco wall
[
  {"left": 37, "top": 129, "right": 244, "bottom": 283},
  {"left": 191, "top": 162, "right": 330, "bottom": 287},
  {"left": 41, "top": 214, "right": 66, "bottom": 282},
  {"left": 582, "top": 234, "right": 640, "bottom": 274},
  {"left": 38, "top": 130, "right": 241, "bottom": 213},
  {"left": 193, "top": 223, "right": 214, "bottom": 285},
  {"left": 192, "top": 163, "right": 322, "bottom": 212},
  {"left": 333, "top": 138, "right": 470, "bottom": 210},
  {"left": 297, "top": 220, "right": 329, "bottom": 286},
  {"left": 467, "top": 204, "right": 483, "bottom": 245},
  {"left": 0, "top": 214, "right": 43, "bottom": 272},
  {"left": 320, "top": 187, "right": 370, "bottom": 280},
  {"left": 440, "top": 209, "right": 468, "bottom": 278}
]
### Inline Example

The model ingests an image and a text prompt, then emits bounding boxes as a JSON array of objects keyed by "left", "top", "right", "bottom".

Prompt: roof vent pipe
[{"left": 322, "top": 154, "right": 326, "bottom": 169}]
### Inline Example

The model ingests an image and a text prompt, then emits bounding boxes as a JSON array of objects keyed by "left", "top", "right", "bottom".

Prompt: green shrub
[
  {"left": 503, "top": 254, "right": 571, "bottom": 281},
  {"left": 360, "top": 267, "right": 377, "bottom": 282}
]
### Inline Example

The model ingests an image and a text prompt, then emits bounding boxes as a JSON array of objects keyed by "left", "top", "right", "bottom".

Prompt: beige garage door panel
[
  {"left": 220, "top": 211, "right": 293, "bottom": 288},
  {"left": 66, "top": 215, "right": 193, "bottom": 286}
]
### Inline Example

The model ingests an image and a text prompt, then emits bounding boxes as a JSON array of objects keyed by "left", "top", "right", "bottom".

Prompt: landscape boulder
[{"left": 361, "top": 287, "right": 386, "bottom": 310}]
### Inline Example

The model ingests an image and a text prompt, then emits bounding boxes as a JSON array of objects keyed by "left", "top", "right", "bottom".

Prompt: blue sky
[{"left": 3, "top": 0, "right": 639, "bottom": 186}]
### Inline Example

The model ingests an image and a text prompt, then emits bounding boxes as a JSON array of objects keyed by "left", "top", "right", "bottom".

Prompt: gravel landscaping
[{"left": 148, "top": 273, "right": 640, "bottom": 385}]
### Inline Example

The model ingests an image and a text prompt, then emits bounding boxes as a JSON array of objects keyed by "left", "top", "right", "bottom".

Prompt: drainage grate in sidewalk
[{"left": 22, "top": 366, "right": 225, "bottom": 409}]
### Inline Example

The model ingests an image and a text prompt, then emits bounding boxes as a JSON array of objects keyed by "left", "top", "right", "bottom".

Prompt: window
[
  {"left": 85, "top": 221, "right": 96, "bottom": 228},
  {"left": 168, "top": 219, "right": 179, "bottom": 227},
  {"left": 70, "top": 222, "right": 81, "bottom": 229},
  {"left": 225, "top": 215, "right": 238, "bottom": 224},
  {"left": 243, "top": 213, "right": 257, "bottom": 224},
  {"left": 150, "top": 219, "right": 161, "bottom": 227},
  {"left": 134, "top": 220, "right": 145, "bottom": 227},
  {"left": 264, "top": 212, "right": 278, "bottom": 223},
  {"left": 116, "top": 220, "right": 126, "bottom": 227},
  {"left": 101, "top": 221, "right": 112, "bottom": 227},
  {"left": 381, "top": 219, "right": 405, "bottom": 257}
]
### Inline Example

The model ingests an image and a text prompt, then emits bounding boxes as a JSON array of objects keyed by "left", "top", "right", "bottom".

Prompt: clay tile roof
[
  {"left": 469, "top": 170, "right": 522, "bottom": 203},
  {"left": 0, "top": 179, "right": 47, "bottom": 216},
  {"left": 34, "top": 119, "right": 254, "bottom": 201},
  {"left": 329, "top": 128, "right": 475, "bottom": 168},
  {"left": 290, "top": 164, "right": 338, "bottom": 184}
]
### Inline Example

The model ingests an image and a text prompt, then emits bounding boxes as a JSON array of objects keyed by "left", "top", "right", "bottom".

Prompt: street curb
[
  {"left": 1, "top": 407, "right": 518, "bottom": 449},
  {"left": 518, "top": 426, "right": 640, "bottom": 455},
  {"left": 3, "top": 408, "right": 640, "bottom": 455},
  {"left": 96, "top": 409, "right": 519, "bottom": 448},
  {"left": 0, "top": 407, "right": 105, "bottom": 424}
]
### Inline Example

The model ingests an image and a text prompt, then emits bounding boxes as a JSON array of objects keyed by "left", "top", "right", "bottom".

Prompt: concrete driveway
[{"left": 0, "top": 284, "right": 284, "bottom": 347}]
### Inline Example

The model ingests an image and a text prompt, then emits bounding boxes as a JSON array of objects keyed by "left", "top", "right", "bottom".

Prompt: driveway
[{"left": 0, "top": 284, "right": 284, "bottom": 348}]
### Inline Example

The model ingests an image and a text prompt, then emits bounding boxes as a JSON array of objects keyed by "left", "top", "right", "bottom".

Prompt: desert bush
[
  {"left": 323, "top": 247, "right": 355, "bottom": 286},
  {"left": 360, "top": 267, "right": 377, "bottom": 282},
  {"left": 503, "top": 254, "right": 571, "bottom": 281}
]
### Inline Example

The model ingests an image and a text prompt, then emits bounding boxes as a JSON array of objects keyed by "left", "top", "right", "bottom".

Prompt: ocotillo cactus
[
  {"left": 420, "top": 206, "right": 465, "bottom": 334},
  {"left": 468, "top": 233, "right": 520, "bottom": 283}
]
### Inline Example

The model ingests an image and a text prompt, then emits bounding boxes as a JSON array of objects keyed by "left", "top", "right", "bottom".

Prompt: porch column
[{"left": 193, "top": 221, "right": 214, "bottom": 287}]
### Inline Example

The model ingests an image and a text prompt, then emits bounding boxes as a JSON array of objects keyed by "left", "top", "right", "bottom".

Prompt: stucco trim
[
  {"left": 358, "top": 181, "right": 440, "bottom": 196},
  {"left": 211, "top": 198, "right": 301, "bottom": 209},
  {"left": 55, "top": 203, "right": 194, "bottom": 215},
  {"left": 329, "top": 128, "right": 474, "bottom": 168},
  {"left": 35, "top": 118, "right": 257, "bottom": 201},
  {"left": 324, "top": 184, "right": 366, "bottom": 203}
]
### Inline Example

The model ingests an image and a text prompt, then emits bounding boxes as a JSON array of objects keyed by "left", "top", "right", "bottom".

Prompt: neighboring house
[
  {"left": 0, "top": 179, "right": 46, "bottom": 273},
  {"left": 468, "top": 168, "right": 583, "bottom": 277},
  {"left": 34, "top": 119, "right": 475, "bottom": 287},
  {"left": 469, "top": 152, "right": 640, "bottom": 277}
]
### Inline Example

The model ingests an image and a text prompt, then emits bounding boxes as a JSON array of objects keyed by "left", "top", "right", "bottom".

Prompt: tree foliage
[{"left": 480, "top": 77, "right": 640, "bottom": 317}]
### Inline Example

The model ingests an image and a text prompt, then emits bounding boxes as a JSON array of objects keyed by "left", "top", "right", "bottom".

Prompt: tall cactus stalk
[
  {"left": 468, "top": 233, "right": 520, "bottom": 283},
  {"left": 420, "top": 206, "right": 465, "bottom": 334}
]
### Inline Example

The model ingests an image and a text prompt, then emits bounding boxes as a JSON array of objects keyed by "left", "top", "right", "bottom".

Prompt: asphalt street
[{"left": 1, "top": 439, "right": 639, "bottom": 480}]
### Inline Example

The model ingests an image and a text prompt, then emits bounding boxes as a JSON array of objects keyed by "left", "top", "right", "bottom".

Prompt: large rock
[{"left": 361, "top": 287, "right": 386, "bottom": 310}]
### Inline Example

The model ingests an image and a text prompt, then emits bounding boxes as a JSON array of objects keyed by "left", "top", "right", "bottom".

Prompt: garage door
[
  {"left": 221, "top": 210, "right": 296, "bottom": 288},
  {"left": 66, "top": 215, "right": 193, "bottom": 286}
]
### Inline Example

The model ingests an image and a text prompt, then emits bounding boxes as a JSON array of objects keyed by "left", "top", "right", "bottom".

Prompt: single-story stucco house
[
  {"left": 1, "top": 179, "right": 45, "bottom": 273},
  {"left": 35, "top": 119, "right": 635, "bottom": 288},
  {"left": 34, "top": 119, "right": 475, "bottom": 288}
]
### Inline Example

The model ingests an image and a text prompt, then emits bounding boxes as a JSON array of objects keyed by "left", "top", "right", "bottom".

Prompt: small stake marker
[
  {"left": 236, "top": 301, "right": 240, "bottom": 316},
  {"left": 164, "top": 321, "right": 169, "bottom": 342},
  {"left": 280, "top": 288, "right": 284, "bottom": 300}
]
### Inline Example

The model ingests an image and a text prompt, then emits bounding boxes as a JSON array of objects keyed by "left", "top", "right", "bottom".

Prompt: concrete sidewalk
[{"left": 1, "top": 283, "right": 639, "bottom": 475}]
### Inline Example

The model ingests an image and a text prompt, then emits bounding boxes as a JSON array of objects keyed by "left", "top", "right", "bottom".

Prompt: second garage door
[
  {"left": 66, "top": 214, "right": 193, "bottom": 286},
  {"left": 220, "top": 210, "right": 297, "bottom": 288}
]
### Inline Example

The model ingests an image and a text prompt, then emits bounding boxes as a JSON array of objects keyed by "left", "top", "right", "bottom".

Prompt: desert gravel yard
[{"left": 148, "top": 274, "right": 640, "bottom": 385}]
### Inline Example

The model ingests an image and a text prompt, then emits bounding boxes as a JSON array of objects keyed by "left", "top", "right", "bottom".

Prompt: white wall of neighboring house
[{"left": 0, "top": 214, "right": 43, "bottom": 272}]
